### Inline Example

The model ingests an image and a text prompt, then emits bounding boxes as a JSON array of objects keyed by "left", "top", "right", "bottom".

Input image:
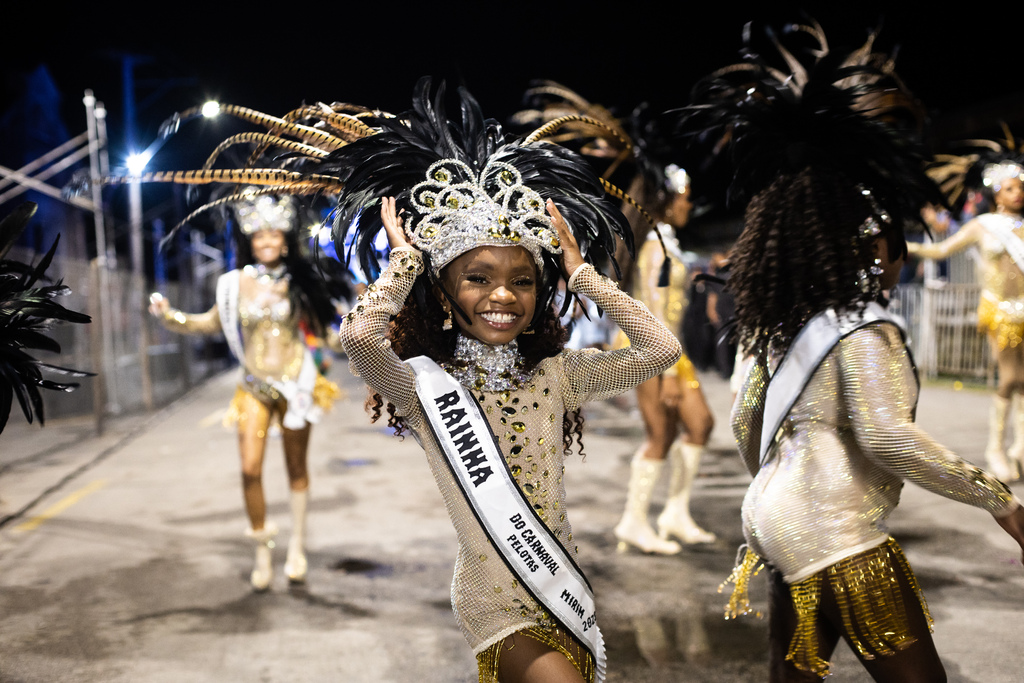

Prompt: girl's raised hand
[
  {"left": 547, "top": 199, "right": 584, "bottom": 279},
  {"left": 380, "top": 196, "right": 412, "bottom": 250}
]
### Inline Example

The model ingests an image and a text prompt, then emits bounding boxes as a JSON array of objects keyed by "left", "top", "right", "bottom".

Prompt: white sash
[
  {"left": 407, "top": 356, "right": 606, "bottom": 681},
  {"left": 216, "top": 270, "right": 246, "bottom": 363},
  {"left": 980, "top": 213, "right": 1024, "bottom": 273},
  {"left": 759, "top": 302, "right": 906, "bottom": 466}
]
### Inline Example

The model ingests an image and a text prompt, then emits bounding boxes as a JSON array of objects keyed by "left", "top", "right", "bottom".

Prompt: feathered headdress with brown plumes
[
  {"left": 677, "top": 19, "right": 943, "bottom": 233},
  {"left": 0, "top": 203, "right": 92, "bottom": 434},
  {"left": 65, "top": 79, "right": 636, "bottom": 329},
  {"left": 324, "top": 78, "right": 635, "bottom": 329},
  {"left": 927, "top": 125, "right": 1024, "bottom": 212},
  {"left": 65, "top": 100, "right": 379, "bottom": 239},
  {"left": 512, "top": 81, "right": 685, "bottom": 285}
]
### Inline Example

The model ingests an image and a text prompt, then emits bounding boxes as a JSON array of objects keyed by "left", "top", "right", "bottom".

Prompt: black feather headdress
[
  {"left": 0, "top": 203, "right": 92, "bottom": 434},
  {"left": 325, "top": 78, "right": 634, "bottom": 327},
  {"left": 678, "top": 20, "right": 944, "bottom": 232}
]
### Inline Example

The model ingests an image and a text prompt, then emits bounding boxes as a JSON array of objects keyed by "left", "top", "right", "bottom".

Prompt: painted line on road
[{"left": 13, "top": 479, "right": 108, "bottom": 533}]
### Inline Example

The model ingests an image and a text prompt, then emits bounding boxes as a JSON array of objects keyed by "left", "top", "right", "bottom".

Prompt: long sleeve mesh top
[
  {"left": 731, "top": 320, "right": 1017, "bottom": 583},
  {"left": 340, "top": 246, "right": 681, "bottom": 652}
]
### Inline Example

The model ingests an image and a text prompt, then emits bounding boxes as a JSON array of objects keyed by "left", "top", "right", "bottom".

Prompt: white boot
[
  {"left": 284, "top": 489, "right": 309, "bottom": 583},
  {"left": 614, "top": 456, "right": 682, "bottom": 555},
  {"left": 1005, "top": 395, "right": 1024, "bottom": 482},
  {"left": 246, "top": 523, "right": 277, "bottom": 592},
  {"left": 657, "top": 441, "right": 716, "bottom": 544},
  {"left": 986, "top": 395, "right": 1015, "bottom": 481}
]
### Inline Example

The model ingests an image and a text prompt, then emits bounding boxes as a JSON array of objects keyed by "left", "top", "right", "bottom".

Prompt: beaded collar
[
  {"left": 443, "top": 335, "right": 533, "bottom": 392},
  {"left": 243, "top": 263, "right": 289, "bottom": 286}
]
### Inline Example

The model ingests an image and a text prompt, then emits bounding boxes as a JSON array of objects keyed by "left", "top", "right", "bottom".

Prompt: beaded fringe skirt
[{"left": 722, "top": 538, "right": 932, "bottom": 677}]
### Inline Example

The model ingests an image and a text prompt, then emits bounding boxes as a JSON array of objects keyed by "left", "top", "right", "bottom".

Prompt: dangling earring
[
  {"left": 442, "top": 308, "right": 453, "bottom": 331},
  {"left": 281, "top": 246, "right": 289, "bottom": 257},
  {"left": 522, "top": 326, "right": 535, "bottom": 335}
]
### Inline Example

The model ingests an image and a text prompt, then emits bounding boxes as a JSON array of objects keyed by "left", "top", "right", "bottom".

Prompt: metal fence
[{"left": 11, "top": 245, "right": 230, "bottom": 430}]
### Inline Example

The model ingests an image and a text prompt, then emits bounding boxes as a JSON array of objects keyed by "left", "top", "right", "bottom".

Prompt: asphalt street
[{"left": 1, "top": 362, "right": 1022, "bottom": 682}]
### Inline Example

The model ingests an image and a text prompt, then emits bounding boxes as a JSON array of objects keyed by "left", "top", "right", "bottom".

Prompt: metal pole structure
[
  {"left": 129, "top": 179, "right": 153, "bottom": 410},
  {"left": 83, "top": 90, "right": 119, "bottom": 414}
]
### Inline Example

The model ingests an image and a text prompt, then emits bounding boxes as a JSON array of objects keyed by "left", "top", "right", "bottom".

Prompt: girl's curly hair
[
  {"left": 365, "top": 271, "right": 587, "bottom": 456},
  {"left": 730, "top": 166, "right": 902, "bottom": 358}
]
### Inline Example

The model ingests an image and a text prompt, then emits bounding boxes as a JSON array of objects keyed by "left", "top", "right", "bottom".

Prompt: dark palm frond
[{"left": 0, "top": 202, "right": 93, "bottom": 433}]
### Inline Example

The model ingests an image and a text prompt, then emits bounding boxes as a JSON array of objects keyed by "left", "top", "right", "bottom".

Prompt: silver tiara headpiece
[
  {"left": 235, "top": 193, "right": 297, "bottom": 235},
  {"left": 409, "top": 159, "right": 562, "bottom": 274},
  {"left": 983, "top": 161, "right": 1024, "bottom": 192}
]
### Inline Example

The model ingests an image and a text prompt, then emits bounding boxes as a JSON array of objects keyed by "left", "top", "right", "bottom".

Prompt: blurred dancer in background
[
  {"left": 149, "top": 194, "right": 340, "bottom": 591},
  {"left": 910, "top": 149, "right": 1024, "bottom": 481}
]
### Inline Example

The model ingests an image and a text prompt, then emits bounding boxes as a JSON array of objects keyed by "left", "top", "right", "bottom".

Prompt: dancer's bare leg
[
  {"left": 237, "top": 392, "right": 272, "bottom": 530},
  {"left": 635, "top": 375, "right": 679, "bottom": 460},
  {"left": 676, "top": 379, "right": 714, "bottom": 446},
  {"left": 283, "top": 424, "right": 311, "bottom": 491},
  {"left": 494, "top": 631, "right": 588, "bottom": 683},
  {"left": 282, "top": 422, "right": 312, "bottom": 582}
]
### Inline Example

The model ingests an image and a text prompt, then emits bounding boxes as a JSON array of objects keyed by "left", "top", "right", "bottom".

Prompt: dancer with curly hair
[
  {"left": 339, "top": 80, "right": 679, "bottom": 683},
  {"left": 149, "top": 194, "right": 341, "bottom": 591},
  {"left": 679, "top": 21, "right": 1024, "bottom": 681}
]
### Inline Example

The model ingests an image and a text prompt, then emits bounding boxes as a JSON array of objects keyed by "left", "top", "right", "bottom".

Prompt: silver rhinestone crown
[
  {"left": 235, "top": 193, "right": 297, "bottom": 235},
  {"left": 409, "top": 159, "right": 562, "bottom": 273}
]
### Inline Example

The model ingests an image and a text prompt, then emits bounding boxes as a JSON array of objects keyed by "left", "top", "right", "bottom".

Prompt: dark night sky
[
  {"left": 6, "top": 3, "right": 1021, "bottom": 149},
  {"left": 1, "top": 1, "right": 1021, "bottom": 238}
]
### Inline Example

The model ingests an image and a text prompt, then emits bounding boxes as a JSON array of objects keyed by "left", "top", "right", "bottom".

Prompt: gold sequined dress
[
  {"left": 340, "top": 247, "right": 681, "bottom": 656},
  {"left": 158, "top": 266, "right": 340, "bottom": 424},
  {"left": 912, "top": 212, "right": 1024, "bottom": 349}
]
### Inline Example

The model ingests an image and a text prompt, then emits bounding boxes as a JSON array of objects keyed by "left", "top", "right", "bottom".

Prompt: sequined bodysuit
[
  {"left": 912, "top": 212, "right": 1024, "bottom": 348},
  {"left": 732, "top": 320, "right": 1016, "bottom": 583},
  {"left": 160, "top": 266, "right": 306, "bottom": 386},
  {"left": 340, "top": 247, "right": 680, "bottom": 653}
]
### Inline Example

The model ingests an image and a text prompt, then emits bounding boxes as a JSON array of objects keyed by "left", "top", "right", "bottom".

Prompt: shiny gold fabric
[
  {"left": 732, "top": 321, "right": 1015, "bottom": 583},
  {"left": 158, "top": 269, "right": 307, "bottom": 383},
  {"left": 476, "top": 625, "right": 596, "bottom": 683},
  {"left": 340, "top": 246, "right": 680, "bottom": 654},
  {"left": 223, "top": 374, "right": 342, "bottom": 428},
  {"left": 911, "top": 212, "right": 1024, "bottom": 349},
  {"left": 723, "top": 539, "right": 932, "bottom": 677}
]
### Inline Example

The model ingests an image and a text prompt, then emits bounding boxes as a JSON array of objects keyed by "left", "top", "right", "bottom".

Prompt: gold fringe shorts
[
  {"left": 476, "top": 625, "right": 595, "bottom": 683},
  {"left": 223, "top": 374, "right": 343, "bottom": 428},
  {"left": 721, "top": 538, "right": 932, "bottom": 678},
  {"left": 978, "top": 293, "right": 1024, "bottom": 350}
]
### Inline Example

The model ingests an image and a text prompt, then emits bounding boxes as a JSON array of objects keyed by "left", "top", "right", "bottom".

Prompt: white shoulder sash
[
  {"left": 980, "top": 213, "right": 1024, "bottom": 273},
  {"left": 407, "top": 356, "right": 606, "bottom": 681},
  {"left": 759, "top": 302, "right": 905, "bottom": 466},
  {"left": 215, "top": 270, "right": 245, "bottom": 363}
]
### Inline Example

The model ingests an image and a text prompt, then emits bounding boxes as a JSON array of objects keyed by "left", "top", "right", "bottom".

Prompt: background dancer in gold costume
[
  {"left": 909, "top": 151, "right": 1024, "bottom": 481},
  {"left": 679, "top": 21, "right": 1024, "bottom": 681},
  {"left": 613, "top": 164, "right": 717, "bottom": 554},
  {"left": 149, "top": 194, "right": 340, "bottom": 591}
]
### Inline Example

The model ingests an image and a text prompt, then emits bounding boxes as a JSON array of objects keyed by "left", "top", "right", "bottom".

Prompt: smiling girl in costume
[{"left": 338, "top": 80, "right": 680, "bottom": 683}]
